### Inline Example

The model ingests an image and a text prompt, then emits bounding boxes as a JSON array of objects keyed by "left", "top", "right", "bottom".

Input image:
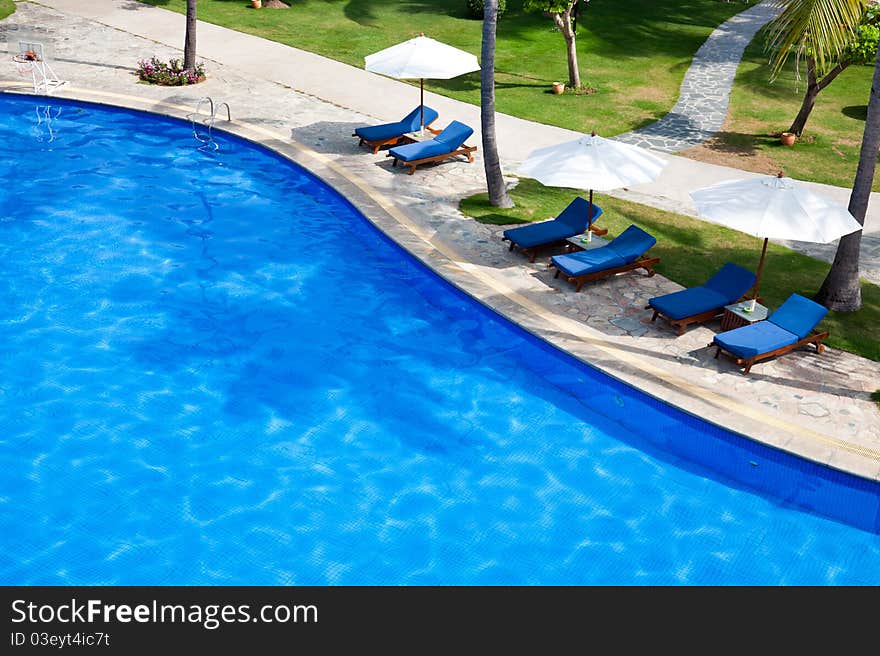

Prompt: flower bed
[{"left": 136, "top": 57, "right": 205, "bottom": 86}]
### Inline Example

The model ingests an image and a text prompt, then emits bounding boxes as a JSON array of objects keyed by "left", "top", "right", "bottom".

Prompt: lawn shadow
[
  {"left": 494, "top": 79, "right": 559, "bottom": 93},
  {"left": 693, "top": 129, "right": 778, "bottom": 157},
  {"left": 121, "top": 0, "right": 169, "bottom": 7},
  {"left": 342, "top": 0, "right": 476, "bottom": 25},
  {"left": 842, "top": 105, "right": 868, "bottom": 121},
  {"left": 479, "top": 213, "right": 533, "bottom": 226},
  {"left": 580, "top": 0, "right": 762, "bottom": 62}
]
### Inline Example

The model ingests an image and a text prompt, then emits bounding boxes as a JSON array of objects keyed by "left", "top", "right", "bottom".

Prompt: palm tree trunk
[
  {"left": 480, "top": 0, "right": 514, "bottom": 209},
  {"left": 184, "top": 0, "right": 197, "bottom": 72},
  {"left": 789, "top": 62, "right": 819, "bottom": 137},
  {"left": 814, "top": 49, "right": 880, "bottom": 311},
  {"left": 789, "top": 58, "right": 848, "bottom": 137}
]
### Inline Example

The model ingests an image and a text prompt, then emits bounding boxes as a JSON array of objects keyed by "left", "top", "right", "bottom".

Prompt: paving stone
[{"left": 800, "top": 402, "right": 831, "bottom": 418}]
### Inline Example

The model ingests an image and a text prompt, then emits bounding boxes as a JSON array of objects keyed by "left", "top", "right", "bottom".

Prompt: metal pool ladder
[{"left": 187, "top": 97, "right": 231, "bottom": 151}]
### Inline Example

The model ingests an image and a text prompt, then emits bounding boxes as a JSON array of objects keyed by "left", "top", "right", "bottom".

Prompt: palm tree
[
  {"left": 481, "top": 0, "right": 514, "bottom": 208},
  {"left": 763, "top": 0, "right": 867, "bottom": 136},
  {"left": 184, "top": 0, "right": 197, "bottom": 72},
  {"left": 814, "top": 43, "right": 880, "bottom": 311}
]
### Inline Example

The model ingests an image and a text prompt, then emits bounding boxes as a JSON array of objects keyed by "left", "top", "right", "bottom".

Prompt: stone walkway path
[{"left": 615, "top": 0, "right": 782, "bottom": 152}]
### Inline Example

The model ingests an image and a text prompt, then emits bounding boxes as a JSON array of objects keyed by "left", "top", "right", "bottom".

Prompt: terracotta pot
[
  {"left": 780, "top": 132, "right": 796, "bottom": 146},
  {"left": 251, "top": 0, "right": 262, "bottom": 8},
  {"left": 552, "top": 82, "right": 565, "bottom": 95}
]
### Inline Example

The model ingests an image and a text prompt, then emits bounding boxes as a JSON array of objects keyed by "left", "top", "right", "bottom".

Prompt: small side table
[
  {"left": 402, "top": 131, "right": 435, "bottom": 143},
  {"left": 720, "top": 301, "right": 768, "bottom": 331},
  {"left": 564, "top": 233, "right": 608, "bottom": 252}
]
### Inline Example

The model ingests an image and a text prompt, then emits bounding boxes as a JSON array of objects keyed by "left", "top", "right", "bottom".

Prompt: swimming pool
[{"left": 1, "top": 94, "right": 878, "bottom": 585}]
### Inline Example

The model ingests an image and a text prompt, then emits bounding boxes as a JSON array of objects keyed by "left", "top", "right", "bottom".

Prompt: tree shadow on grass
[
  {"left": 842, "top": 105, "right": 868, "bottom": 121},
  {"left": 578, "top": 0, "right": 764, "bottom": 62},
  {"left": 693, "top": 129, "right": 778, "bottom": 157},
  {"left": 342, "top": 0, "right": 475, "bottom": 25},
  {"left": 472, "top": 212, "right": 533, "bottom": 226},
  {"left": 121, "top": 0, "right": 169, "bottom": 8}
]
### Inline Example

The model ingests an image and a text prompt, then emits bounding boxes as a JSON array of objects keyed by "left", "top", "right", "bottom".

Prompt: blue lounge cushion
[
  {"left": 502, "top": 197, "right": 603, "bottom": 248},
  {"left": 355, "top": 122, "right": 406, "bottom": 142},
  {"left": 712, "top": 293, "right": 828, "bottom": 359},
  {"left": 388, "top": 139, "right": 453, "bottom": 161},
  {"left": 389, "top": 120, "right": 474, "bottom": 162},
  {"left": 649, "top": 286, "right": 729, "bottom": 321},
  {"left": 502, "top": 221, "right": 582, "bottom": 249},
  {"left": 767, "top": 293, "right": 828, "bottom": 339},
  {"left": 712, "top": 321, "right": 798, "bottom": 359},
  {"left": 551, "top": 247, "right": 627, "bottom": 277},
  {"left": 403, "top": 105, "right": 440, "bottom": 132},
  {"left": 554, "top": 197, "right": 603, "bottom": 232},
  {"left": 354, "top": 105, "right": 439, "bottom": 142},
  {"left": 648, "top": 262, "right": 756, "bottom": 319},
  {"left": 606, "top": 224, "right": 657, "bottom": 261},
  {"left": 550, "top": 224, "right": 654, "bottom": 277},
  {"left": 703, "top": 262, "right": 757, "bottom": 303},
  {"left": 432, "top": 120, "right": 474, "bottom": 149}
]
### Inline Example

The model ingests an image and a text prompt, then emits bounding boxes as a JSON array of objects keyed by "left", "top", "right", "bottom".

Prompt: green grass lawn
[
  {"left": 684, "top": 34, "right": 877, "bottom": 191},
  {"left": 0, "top": 0, "right": 14, "bottom": 20},
  {"left": 461, "top": 178, "right": 880, "bottom": 361},
  {"left": 140, "top": 0, "right": 746, "bottom": 136}
]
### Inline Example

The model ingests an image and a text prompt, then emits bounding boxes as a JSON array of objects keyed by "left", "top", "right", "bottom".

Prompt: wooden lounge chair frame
[
  {"left": 508, "top": 223, "right": 608, "bottom": 263},
  {"left": 648, "top": 294, "right": 760, "bottom": 336},
  {"left": 551, "top": 255, "right": 660, "bottom": 292},
  {"left": 388, "top": 143, "right": 478, "bottom": 175},
  {"left": 353, "top": 122, "right": 440, "bottom": 154},
  {"left": 711, "top": 328, "right": 829, "bottom": 374},
  {"left": 651, "top": 306, "right": 723, "bottom": 336}
]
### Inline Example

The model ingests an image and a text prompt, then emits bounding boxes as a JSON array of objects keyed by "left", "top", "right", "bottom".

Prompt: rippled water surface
[{"left": 1, "top": 96, "right": 879, "bottom": 585}]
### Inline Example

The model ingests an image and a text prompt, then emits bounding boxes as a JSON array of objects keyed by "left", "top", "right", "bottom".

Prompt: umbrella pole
[
  {"left": 420, "top": 79, "right": 425, "bottom": 134},
  {"left": 752, "top": 237, "right": 769, "bottom": 299},
  {"left": 587, "top": 189, "right": 594, "bottom": 231}
]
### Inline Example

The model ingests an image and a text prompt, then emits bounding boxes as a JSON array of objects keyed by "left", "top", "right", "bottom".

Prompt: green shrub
[{"left": 466, "top": 0, "right": 506, "bottom": 20}]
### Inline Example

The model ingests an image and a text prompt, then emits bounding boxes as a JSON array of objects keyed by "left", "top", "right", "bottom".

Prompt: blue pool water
[{"left": 1, "top": 95, "right": 879, "bottom": 585}]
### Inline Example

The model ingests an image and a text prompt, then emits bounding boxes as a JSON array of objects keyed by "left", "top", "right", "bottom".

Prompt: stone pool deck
[{"left": 2, "top": 0, "right": 879, "bottom": 480}]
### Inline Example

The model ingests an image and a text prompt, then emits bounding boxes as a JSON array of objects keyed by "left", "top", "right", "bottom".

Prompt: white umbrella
[
  {"left": 689, "top": 172, "right": 863, "bottom": 298},
  {"left": 517, "top": 132, "right": 668, "bottom": 230},
  {"left": 365, "top": 33, "right": 480, "bottom": 134}
]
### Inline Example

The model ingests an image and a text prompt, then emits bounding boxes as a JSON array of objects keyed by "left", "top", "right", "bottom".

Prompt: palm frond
[{"left": 764, "top": 0, "right": 867, "bottom": 80}]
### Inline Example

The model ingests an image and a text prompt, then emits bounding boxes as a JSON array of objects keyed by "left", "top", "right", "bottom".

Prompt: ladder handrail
[
  {"left": 194, "top": 96, "right": 214, "bottom": 120},
  {"left": 188, "top": 97, "right": 231, "bottom": 151},
  {"left": 215, "top": 102, "right": 231, "bottom": 122}
]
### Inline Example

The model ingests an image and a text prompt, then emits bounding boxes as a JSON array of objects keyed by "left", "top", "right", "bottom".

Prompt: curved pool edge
[{"left": 4, "top": 84, "right": 879, "bottom": 485}]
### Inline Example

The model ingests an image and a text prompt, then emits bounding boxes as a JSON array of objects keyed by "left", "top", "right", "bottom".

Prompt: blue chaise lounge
[
  {"left": 550, "top": 224, "right": 660, "bottom": 291},
  {"left": 711, "top": 293, "right": 829, "bottom": 374},
  {"left": 501, "top": 197, "right": 604, "bottom": 262},
  {"left": 387, "top": 120, "right": 477, "bottom": 174},
  {"left": 353, "top": 105, "right": 440, "bottom": 154},
  {"left": 647, "top": 262, "right": 757, "bottom": 335}
]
